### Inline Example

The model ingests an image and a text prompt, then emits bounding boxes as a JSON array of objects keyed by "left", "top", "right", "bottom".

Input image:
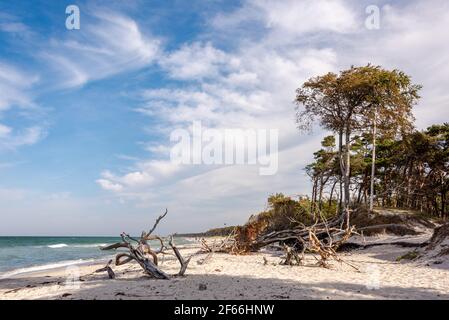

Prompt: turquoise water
[{"left": 0, "top": 236, "right": 190, "bottom": 278}]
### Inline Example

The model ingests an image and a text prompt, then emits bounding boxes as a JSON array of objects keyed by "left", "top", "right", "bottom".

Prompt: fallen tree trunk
[
  {"left": 222, "top": 208, "right": 416, "bottom": 268},
  {"left": 233, "top": 209, "right": 350, "bottom": 253},
  {"left": 230, "top": 208, "right": 423, "bottom": 255}
]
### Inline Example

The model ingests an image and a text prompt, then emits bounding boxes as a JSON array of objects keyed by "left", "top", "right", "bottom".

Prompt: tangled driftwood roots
[
  {"left": 196, "top": 230, "right": 238, "bottom": 264},
  {"left": 215, "top": 210, "right": 361, "bottom": 269},
  {"left": 98, "top": 209, "right": 192, "bottom": 279},
  {"left": 216, "top": 207, "right": 434, "bottom": 269}
]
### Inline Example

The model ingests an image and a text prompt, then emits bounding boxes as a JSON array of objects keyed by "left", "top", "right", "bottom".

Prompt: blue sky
[{"left": 1, "top": 0, "right": 448, "bottom": 235}]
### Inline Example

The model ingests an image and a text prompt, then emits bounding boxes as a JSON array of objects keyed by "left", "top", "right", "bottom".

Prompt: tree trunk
[
  {"left": 370, "top": 111, "right": 377, "bottom": 211},
  {"left": 311, "top": 178, "right": 318, "bottom": 219},
  {"left": 319, "top": 175, "right": 330, "bottom": 210},
  {"left": 344, "top": 127, "right": 351, "bottom": 210},
  {"left": 338, "top": 129, "right": 344, "bottom": 212},
  {"left": 329, "top": 179, "right": 338, "bottom": 207}
]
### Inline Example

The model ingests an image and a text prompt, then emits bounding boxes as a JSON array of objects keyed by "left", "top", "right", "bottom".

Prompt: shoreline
[
  {"left": 0, "top": 237, "right": 199, "bottom": 280},
  {"left": 0, "top": 242, "right": 200, "bottom": 281},
  {"left": 0, "top": 257, "right": 111, "bottom": 281},
  {"left": 2, "top": 233, "right": 449, "bottom": 300}
]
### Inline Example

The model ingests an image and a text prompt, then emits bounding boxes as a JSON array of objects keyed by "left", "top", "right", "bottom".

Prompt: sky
[{"left": 0, "top": 0, "right": 448, "bottom": 236}]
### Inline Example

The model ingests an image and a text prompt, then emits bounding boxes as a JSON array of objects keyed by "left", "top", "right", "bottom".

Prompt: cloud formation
[
  {"left": 2, "top": 0, "right": 449, "bottom": 234},
  {"left": 41, "top": 10, "right": 160, "bottom": 88},
  {"left": 95, "top": 0, "right": 449, "bottom": 232},
  {"left": 0, "top": 62, "right": 45, "bottom": 151}
]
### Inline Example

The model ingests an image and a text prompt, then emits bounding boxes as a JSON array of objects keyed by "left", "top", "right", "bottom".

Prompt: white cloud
[
  {"left": 212, "top": 0, "right": 358, "bottom": 40},
  {"left": 0, "top": 62, "right": 38, "bottom": 111},
  {"left": 0, "top": 62, "right": 45, "bottom": 151},
  {"left": 97, "top": 159, "right": 183, "bottom": 192},
  {"left": 0, "top": 22, "right": 28, "bottom": 33},
  {"left": 335, "top": 0, "right": 449, "bottom": 129},
  {"left": 0, "top": 124, "right": 12, "bottom": 137},
  {"left": 144, "top": 144, "right": 171, "bottom": 156},
  {"left": 254, "top": 0, "right": 358, "bottom": 35},
  {"left": 96, "top": 179, "right": 123, "bottom": 192},
  {"left": 41, "top": 11, "right": 160, "bottom": 88},
  {"left": 159, "top": 42, "right": 230, "bottom": 80},
  {"left": 122, "top": 171, "right": 154, "bottom": 186},
  {"left": 0, "top": 13, "right": 31, "bottom": 34},
  {"left": 0, "top": 125, "right": 46, "bottom": 150},
  {"left": 97, "top": 43, "right": 338, "bottom": 209},
  {"left": 139, "top": 160, "right": 181, "bottom": 177}
]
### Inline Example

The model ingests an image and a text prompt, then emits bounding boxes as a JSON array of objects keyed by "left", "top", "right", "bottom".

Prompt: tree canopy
[{"left": 295, "top": 65, "right": 422, "bottom": 215}]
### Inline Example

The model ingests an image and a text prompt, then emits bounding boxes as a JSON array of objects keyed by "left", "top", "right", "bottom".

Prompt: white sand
[{"left": 1, "top": 235, "right": 449, "bottom": 300}]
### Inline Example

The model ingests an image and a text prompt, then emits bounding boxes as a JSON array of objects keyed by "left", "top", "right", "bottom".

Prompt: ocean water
[{"left": 0, "top": 236, "right": 191, "bottom": 278}]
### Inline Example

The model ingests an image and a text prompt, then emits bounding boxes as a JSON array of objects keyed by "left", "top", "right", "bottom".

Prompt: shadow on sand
[{"left": 1, "top": 268, "right": 447, "bottom": 300}]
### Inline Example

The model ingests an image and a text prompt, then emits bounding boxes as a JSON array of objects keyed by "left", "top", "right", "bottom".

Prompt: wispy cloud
[
  {"left": 0, "top": 21, "right": 29, "bottom": 33},
  {"left": 0, "top": 125, "right": 46, "bottom": 150},
  {"left": 0, "top": 13, "right": 31, "bottom": 34},
  {"left": 0, "top": 61, "right": 38, "bottom": 111},
  {"left": 0, "top": 62, "right": 45, "bottom": 150},
  {"left": 211, "top": 0, "right": 358, "bottom": 43},
  {"left": 41, "top": 10, "right": 160, "bottom": 88}
]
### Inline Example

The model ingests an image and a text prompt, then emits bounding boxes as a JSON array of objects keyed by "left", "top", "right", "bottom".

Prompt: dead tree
[
  {"left": 220, "top": 209, "right": 362, "bottom": 268},
  {"left": 233, "top": 209, "right": 351, "bottom": 253},
  {"left": 99, "top": 209, "right": 191, "bottom": 279}
]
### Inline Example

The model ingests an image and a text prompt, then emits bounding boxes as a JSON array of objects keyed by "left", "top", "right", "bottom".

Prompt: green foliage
[
  {"left": 202, "top": 226, "right": 237, "bottom": 237},
  {"left": 295, "top": 65, "right": 421, "bottom": 212},
  {"left": 265, "top": 193, "right": 312, "bottom": 230},
  {"left": 304, "top": 123, "right": 449, "bottom": 217},
  {"left": 396, "top": 251, "right": 420, "bottom": 261},
  {"left": 373, "top": 124, "right": 449, "bottom": 216},
  {"left": 253, "top": 193, "right": 339, "bottom": 232},
  {"left": 295, "top": 64, "right": 420, "bottom": 135}
]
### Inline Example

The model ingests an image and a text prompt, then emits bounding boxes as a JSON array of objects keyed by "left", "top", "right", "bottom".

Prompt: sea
[{"left": 0, "top": 236, "right": 191, "bottom": 279}]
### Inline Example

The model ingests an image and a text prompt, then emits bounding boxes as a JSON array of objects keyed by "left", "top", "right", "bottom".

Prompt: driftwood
[
  {"left": 219, "top": 209, "right": 363, "bottom": 268},
  {"left": 222, "top": 208, "right": 422, "bottom": 269},
  {"left": 280, "top": 244, "right": 302, "bottom": 265},
  {"left": 254, "top": 211, "right": 349, "bottom": 251},
  {"left": 95, "top": 259, "right": 115, "bottom": 279},
  {"left": 169, "top": 236, "right": 191, "bottom": 276},
  {"left": 228, "top": 210, "right": 351, "bottom": 253},
  {"left": 99, "top": 209, "right": 191, "bottom": 279},
  {"left": 196, "top": 228, "right": 239, "bottom": 264}
]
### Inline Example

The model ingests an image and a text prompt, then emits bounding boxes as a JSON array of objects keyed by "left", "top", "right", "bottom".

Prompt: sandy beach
[{"left": 1, "top": 233, "right": 449, "bottom": 300}]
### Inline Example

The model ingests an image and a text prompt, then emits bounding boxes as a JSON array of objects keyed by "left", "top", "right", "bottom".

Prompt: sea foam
[
  {"left": 0, "top": 258, "right": 95, "bottom": 279},
  {"left": 47, "top": 243, "right": 68, "bottom": 248}
]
